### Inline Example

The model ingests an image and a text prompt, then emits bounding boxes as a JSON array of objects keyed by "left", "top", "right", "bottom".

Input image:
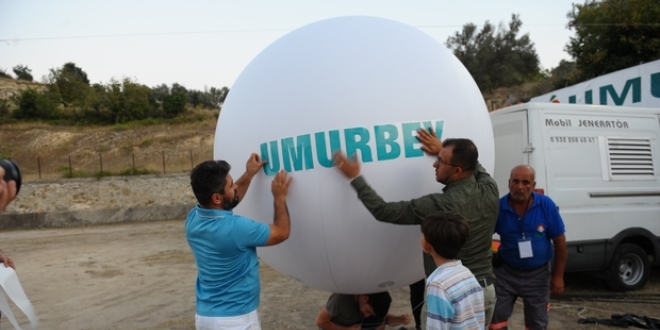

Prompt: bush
[{"left": 14, "top": 89, "right": 60, "bottom": 120}]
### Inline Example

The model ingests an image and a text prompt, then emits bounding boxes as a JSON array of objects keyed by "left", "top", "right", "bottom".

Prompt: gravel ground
[{"left": 0, "top": 220, "right": 657, "bottom": 329}]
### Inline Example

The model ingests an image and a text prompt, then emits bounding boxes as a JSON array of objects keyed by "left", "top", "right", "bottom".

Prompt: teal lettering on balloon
[
  {"left": 344, "top": 127, "right": 373, "bottom": 163},
  {"left": 260, "top": 141, "right": 280, "bottom": 176},
  {"left": 315, "top": 130, "right": 342, "bottom": 168},
  {"left": 282, "top": 134, "right": 314, "bottom": 172},
  {"left": 374, "top": 124, "right": 400, "bottom": 161}
]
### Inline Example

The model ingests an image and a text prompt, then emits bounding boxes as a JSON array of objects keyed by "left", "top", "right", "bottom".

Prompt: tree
[
  {"left": 550, "top": 60, "right": 580, "bottom": 89},
  {"left": 13, "top": 65, "right": 33, "bottom": 82},
  {"left": 446, "top": 14, "right": 540, "bottom": 92},
  {"left": 104, "top": 78, "right": 151, "bottom": 124},
  {"left": 171, "top": 83, "right": 187, "bottom": 95},
  {"left": 210, "top": 86, "right": 229, "bottom": 106},
  {"left": 566, "top": 0, "right": 660, "bottom": 81},
  {"left": 150, "top": 84, "right": 169, "bottom": 103},
  {"left": 14, "top": 89, "right": 59, "bottom": 119},
  {"left": 47, "top": 62, "right": 91, "bottom": 107},
  {"left": 162, "top": 92, "right": 187, "bottom": 117}
]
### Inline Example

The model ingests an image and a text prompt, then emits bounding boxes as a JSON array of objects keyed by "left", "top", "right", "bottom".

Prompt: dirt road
[{"left": 1, "top": 220, "right": 658, "bottom": 329}]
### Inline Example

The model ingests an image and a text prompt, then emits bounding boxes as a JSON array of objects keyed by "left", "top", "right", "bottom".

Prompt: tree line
[
  {"left": 445, "top": 0, "right": 659, "bottom": 94},
  {"left": 0, "top": 63, "right": 228, "bottom": 125},
  {"left": 2, "top": 0, "right": 659, "bottom": 120}
]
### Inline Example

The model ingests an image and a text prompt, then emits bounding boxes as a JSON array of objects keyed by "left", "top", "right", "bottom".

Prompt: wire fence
[{"left": 18, "top": 149, "right": 215, "bottom": 180}]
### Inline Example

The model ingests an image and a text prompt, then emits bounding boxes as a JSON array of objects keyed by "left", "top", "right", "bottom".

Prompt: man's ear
[
  {"left": 210, "top": 192, "right": 223, "bottom": 206},
  {"left": 358, "top": 295, "right": 368, "bottom": 304}
]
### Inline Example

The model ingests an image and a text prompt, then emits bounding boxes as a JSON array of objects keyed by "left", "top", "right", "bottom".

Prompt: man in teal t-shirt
[{"left": 186, "top": 154, "right": 292, "bottom": 330}]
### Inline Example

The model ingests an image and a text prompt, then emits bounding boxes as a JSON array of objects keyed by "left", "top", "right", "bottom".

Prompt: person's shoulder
[
  {"left": 232, "top": 214, "right": 264, "bottom": 226},
  {"left": 498, "top": 194, "right": 509, "bottom": 204}
]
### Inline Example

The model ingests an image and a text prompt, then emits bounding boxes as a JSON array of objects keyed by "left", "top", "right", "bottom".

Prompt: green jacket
[{"left": 350, "top": 163, "right": 499, "bottom": 280}]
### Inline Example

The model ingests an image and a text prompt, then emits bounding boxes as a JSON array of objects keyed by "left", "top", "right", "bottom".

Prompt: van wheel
[{"left": 605, "top": 244, "right": 650, "bottom": 291}]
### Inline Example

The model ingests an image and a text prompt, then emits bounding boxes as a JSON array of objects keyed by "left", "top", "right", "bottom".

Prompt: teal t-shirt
[{"left": 185, "top": 205, "right": 270, "bottom": 317}]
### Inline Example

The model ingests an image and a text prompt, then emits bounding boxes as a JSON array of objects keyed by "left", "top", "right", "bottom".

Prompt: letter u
[{"left": 260, "top": 141, "right": 280, "bottom": 176}]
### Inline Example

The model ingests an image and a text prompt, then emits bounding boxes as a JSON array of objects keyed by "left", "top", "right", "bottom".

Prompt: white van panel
[{"left": 490, "top": 103, "right": 660, "bottom": 289}]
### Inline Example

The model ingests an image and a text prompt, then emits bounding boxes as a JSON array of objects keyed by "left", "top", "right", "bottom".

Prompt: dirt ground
[{"left": 0, "top": 220, "right": 658, "bottom": 330}]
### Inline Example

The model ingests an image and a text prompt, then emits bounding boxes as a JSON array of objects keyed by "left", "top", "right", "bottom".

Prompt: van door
[{"left": 491, "top": 110, "right": 529, "bottom": 197}]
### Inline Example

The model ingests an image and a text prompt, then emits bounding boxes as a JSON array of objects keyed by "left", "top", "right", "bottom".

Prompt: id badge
[{"left": 518, "top": 239, "right": 533, "bottom": 259}]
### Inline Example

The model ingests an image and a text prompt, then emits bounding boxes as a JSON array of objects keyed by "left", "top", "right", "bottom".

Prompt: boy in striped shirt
[{"left": 422, "top": 211, "right": 485, "bottom": 330}]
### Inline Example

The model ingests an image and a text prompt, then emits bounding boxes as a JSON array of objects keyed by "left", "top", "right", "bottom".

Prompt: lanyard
[{"left": 509, "top": 196, "right": 532, "bottom": 240}]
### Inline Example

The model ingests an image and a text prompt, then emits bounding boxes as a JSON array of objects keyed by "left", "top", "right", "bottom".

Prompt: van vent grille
[{"left": 606, "top": 137, "right": 654, "bottom": 178}]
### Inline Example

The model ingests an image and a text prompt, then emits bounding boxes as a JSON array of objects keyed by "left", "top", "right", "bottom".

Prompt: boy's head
[
  {"left": 357, "top": 292, "right": 391, "bottom": 319},
  {"left": 421, "top": 211, "right": 470, "bottom": 259}
]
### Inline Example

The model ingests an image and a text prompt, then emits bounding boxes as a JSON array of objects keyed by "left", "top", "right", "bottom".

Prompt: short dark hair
[
  {"left": 421, "top": 211, "right": 470, "bottom": 259},
  {"left": 190, "top": 160, "right": 231, "bottom": 206},
  {"left": 366, "top": 292, "right": 392, "bottom": 319},
  {"left": 442, "top": 138, "right": 478, "bottom": 172}
]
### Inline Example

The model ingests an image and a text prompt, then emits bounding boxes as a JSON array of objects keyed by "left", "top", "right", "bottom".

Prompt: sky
[{"left": 1, "top": 0, "right": 578, "bottom": 91}]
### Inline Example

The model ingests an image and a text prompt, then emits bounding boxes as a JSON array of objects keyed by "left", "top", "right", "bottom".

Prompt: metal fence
[{"left": 18, "top": 149, "right": 215, "bottom": 180}]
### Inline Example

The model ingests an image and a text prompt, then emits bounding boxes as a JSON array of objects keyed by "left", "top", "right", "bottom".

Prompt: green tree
[
  {"left": 163, "top": 92, "right": 187, "bottom": 117},
  {"left": 104, "top": 78, "right": 151, "bottom": 124},
  {"left": 150, "top": 84, "right": 169, "bottom": 103},
  {"left": 171, "top": 83, "right": 188, "bottom": 96},
  {"left": 551, "top": 60, "right": 580, "bottom": 89},
  {"left": 12, "top": 65, "right": 33, "bottom": 82},
  {"left": 210, "top": 86, "right": 229, "bottom": 106},
  {"left": 14, "top": 89, "right": 59, "bottom": 119},
  {"left": 566, "top": 0, "right": 660, "bottom": 81},
  {"left": 79, "top": 83, "right": 109, "bottom": 123},
  {"left": 48, "top": 62, "right": 91, "bottom": 107},
  {"left": 446, "top": 14, "right": 540, "bottom": 92}
]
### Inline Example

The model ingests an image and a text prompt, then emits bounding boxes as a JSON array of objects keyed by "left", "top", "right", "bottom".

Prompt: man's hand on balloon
[
  {"left": 416, "top": 127, "right": 443, "bottom": 156},
  {"left": 245, "top": 153, "right": 266, "bottom": 176},
  {"left": 333, "top": 152, "right": 360, "bottom": 179}
]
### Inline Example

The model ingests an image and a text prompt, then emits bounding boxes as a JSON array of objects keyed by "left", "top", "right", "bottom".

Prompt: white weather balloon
[{"left": 214, "top": 16, "right": 494, "bottom": 294}]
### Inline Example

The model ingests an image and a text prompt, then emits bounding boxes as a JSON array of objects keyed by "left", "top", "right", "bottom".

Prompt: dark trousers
[
  {"left": 491, "top": 262, "right": 551, "bottom": 330},
  {"left": 409, "top": 278, "right": 425, "bottom": 329}
]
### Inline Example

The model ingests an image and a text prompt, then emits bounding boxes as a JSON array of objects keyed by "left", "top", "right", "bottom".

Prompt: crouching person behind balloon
[
  {"left": 185, "top": 154, "right": 292, "bottom": 330},
  {"left": 315, "top": 291, "right": 411, "bottom": 330}
]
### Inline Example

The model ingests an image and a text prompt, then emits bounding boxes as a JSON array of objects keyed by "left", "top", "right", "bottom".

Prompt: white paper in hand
[{"left": 0, "top": 265, "right": 38, "bottom": 329}]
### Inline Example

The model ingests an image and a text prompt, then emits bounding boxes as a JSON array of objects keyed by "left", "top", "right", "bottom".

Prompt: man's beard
[
  {"left": 223, "top": 195, "right": 239, "bottom": 210},
  {"left": 510, "top": 192, "right": 529, "bottom": 202}
]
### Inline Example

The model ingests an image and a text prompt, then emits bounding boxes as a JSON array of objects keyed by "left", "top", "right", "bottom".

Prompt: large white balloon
[{"left": 214, "top": 16, "right": 494, "bottom": 294}]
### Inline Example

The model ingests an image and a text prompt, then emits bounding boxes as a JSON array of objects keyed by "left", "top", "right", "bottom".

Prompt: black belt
[{"left": 477, "top": 277, "right": 493, "bottom": 288}]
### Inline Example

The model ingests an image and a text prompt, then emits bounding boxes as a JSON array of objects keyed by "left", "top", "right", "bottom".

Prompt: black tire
[{"left": 605, "top": 243, "right": 650, "bottom": 291}]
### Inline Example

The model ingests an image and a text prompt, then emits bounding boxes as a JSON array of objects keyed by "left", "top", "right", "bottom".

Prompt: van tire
[{"left": 605, "top": 243, "right": 650, "bottom": 291}]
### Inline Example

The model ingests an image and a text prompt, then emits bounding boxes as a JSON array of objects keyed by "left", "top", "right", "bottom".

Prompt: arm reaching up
[
  {"left": 265, "top": 170, "right": 292, "bottom": 246},
  {"left": 235, "top": 153, "right": 266, "bottom": 204}
]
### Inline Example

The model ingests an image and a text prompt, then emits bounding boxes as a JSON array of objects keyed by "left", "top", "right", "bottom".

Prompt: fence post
[
  {"left": 132, "top": 152, "right": 135, "bottom": 172},
  {"left": 68, "top": 155, "right": 72, "bottom": 178},
  {"left": 99, "top": 153, "right": 103, "bottom": 174},
  {"left": 162, "top": 151, "right": 166, "bottom": 175},
  {"left": 190, "top": 150, "right": 193, "bottom": 170},
  {"left": 37, "top": 156, "right": 41, "bottom": 179}
]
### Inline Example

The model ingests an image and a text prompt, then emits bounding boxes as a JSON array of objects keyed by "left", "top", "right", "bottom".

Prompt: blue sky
[{"left": 1, "top": 0, "right": 578, "bottom": 91}]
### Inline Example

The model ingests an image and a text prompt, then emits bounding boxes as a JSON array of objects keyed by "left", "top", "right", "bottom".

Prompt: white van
[{"left": 490, "top": 102, "right": 660, "bottom": 291}]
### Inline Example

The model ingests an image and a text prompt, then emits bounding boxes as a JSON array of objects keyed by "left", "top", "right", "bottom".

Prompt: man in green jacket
[{"left": 333, "top": 128, "right": 499, "bottom": 328}]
